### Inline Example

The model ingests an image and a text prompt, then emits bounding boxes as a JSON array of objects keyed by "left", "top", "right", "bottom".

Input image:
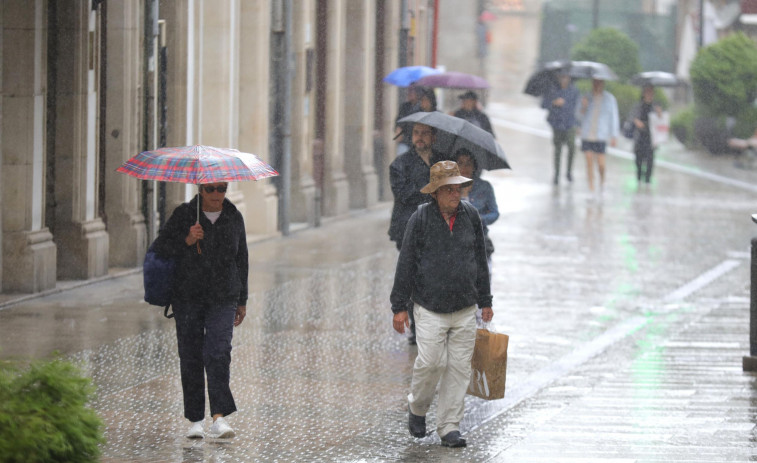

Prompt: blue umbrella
[{"left": 383, "top": 66, "right": 441, "bottom": 87}]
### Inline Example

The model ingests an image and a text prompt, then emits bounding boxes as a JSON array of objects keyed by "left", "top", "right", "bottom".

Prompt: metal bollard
[{"left": 743, "top": 214, "right": 757, "bottom": 371}]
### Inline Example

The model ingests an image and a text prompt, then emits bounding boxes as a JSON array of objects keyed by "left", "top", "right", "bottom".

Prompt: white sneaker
[
  {"left": 186, "top": 420, "right": 204, "bottom": 439},
  {"left": 209, "top": 417, "right": 235, "bottom": 438}
]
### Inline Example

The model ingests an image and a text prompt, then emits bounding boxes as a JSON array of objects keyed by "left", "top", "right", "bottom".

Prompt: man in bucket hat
[{"left": 390, "top": 160, "right": 494, "bottom": 448}]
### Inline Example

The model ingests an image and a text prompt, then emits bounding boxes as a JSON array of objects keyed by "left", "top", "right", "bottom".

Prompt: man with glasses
[
  {"left": 152, "top": 181, "right": 247, "bottom": 439},
  {"left": 390, "top": 161, "right": 494, "bottom": 448}
]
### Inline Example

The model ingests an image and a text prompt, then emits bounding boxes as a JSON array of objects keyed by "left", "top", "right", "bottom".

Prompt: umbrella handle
[{"left": 196, "top": 183, "right": 201, "bottom": 254}]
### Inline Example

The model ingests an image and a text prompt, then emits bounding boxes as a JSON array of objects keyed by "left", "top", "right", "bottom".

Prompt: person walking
[
  {"left": 576, "top": 78, "right": 619, "bottom": 193},
  {"left": 152, "top": 182, "right": 248, "bottom": 439},
  {"left": 394, "top": 84, "right": 422, "bottom": 155},
  {"left": 542, "top": 70, "right": 579, "bottom": 184},
  {"left": 628, "top": 84, "right": 661, "bottom": 184},
  {"left": 453, "top": 149, "right": 499, "bottom": 268},
  {"left": 388, "top": 122, "right": 446, "bottom": 344},
  {"left": 452, "top": 91, "right": 495, "bottom": 136},
  {"left": 390, "top": 160, "right": 494, "bottom": 448}
]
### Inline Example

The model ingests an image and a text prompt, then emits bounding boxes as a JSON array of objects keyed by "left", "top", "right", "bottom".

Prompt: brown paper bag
[{"left": 467, "top": 328, "right": 508, "bottom": 400}]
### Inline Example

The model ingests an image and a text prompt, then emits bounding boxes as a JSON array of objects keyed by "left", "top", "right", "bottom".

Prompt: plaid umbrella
[
  {"left": 117, "top": 145, "right": 279, "bottom": 238},
  {"left": 116, "top": 145, "right": 278, "bottom": 184}
]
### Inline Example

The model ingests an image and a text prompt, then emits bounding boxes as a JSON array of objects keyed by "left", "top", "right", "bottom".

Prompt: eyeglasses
[
  {"left": 437, "top": 185, "right": 462, "bottom": 195},
  {"left": 203, "top": 185, "right": 227, "bottom": 193}
]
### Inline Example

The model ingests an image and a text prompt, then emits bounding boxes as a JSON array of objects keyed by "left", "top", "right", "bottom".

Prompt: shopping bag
[
  {"left": 649, "top": 110, "right": 670, "bottom": 147},
  {"left": 467, "top": 328, "right": 508, "bottom": 400}
]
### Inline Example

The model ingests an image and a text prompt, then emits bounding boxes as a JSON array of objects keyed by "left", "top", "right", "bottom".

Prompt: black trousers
[
  {"left": 634, "top": 140, "right": 655, "bottom": 182},
  {"left": 174, "top": 300, "right": 237, "bottom": 422},
  {"left": 552, "top": 128, "right": 575, "bottom": 181}
]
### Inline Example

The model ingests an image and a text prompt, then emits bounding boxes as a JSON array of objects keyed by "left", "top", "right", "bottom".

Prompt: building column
[
  {"left": 344, "top": 0, "right": 379, "bottom": 209},
  {"left": 289, "top": 1, "right": 317, "bottom": 226},
  {"left": 238, "top": 0, "right": 278, "bottom": 236},
  {"left": 1, "top": 0, "right": 57, "bottom": 292},
  {"left": 321, "top": 0, "right": 349, "bottom": 217},
  {"left": 104, "top": 0, "right": 146, "bottom": 267},
  {"left": 194, "top": 0, "right": 249, "bottom": 219},
  {"left": 53, "top": 3, "right": 109, "bottom": 280}
]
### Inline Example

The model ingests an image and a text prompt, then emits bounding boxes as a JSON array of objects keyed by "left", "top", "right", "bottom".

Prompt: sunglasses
[{"left": 203, "top": 185, "right": 227, "bottom": 193}]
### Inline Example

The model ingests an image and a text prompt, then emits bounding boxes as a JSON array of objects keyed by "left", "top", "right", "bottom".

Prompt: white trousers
[{"left": 408, "top": 304, "right": 477, "bottom": 437}]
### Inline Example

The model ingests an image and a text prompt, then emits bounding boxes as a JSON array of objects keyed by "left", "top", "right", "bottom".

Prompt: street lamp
[{"left": 743, "top": 214, "right": 757, "bottom": 371}]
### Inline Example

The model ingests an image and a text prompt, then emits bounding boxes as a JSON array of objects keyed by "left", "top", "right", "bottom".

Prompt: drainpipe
[
  {"left": 431, "top": 0, "right": 439, "bottom": 68},
  {"left": 398, "top": 0, "right": 409, "bottom": 106},
  {"left": 272, "top": 0, "right": 292, "bottom": 235}
]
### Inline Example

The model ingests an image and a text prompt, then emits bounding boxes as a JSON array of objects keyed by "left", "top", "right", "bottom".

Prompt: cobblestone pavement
[{"left": 2, "top": 103, "right": 757, "bottom": 461}]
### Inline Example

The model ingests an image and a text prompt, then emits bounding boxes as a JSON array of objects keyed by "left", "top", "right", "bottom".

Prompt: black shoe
[
  {"left": 566, "top": 173, "right": 572, "bottom": 182},
  {"left": 441, "top": 430, "right": 467, "bottom": 448},
  {"left": 408, "top": 410, "right": 426, "bottom": 438}
]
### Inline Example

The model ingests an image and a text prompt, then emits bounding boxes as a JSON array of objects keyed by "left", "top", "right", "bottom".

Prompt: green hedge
[
  {"left": 690, "top": 32, "right": 757, "bottom": 117},
  {"left": 0, "top": 357, "right": 104, "bottom": 462}
]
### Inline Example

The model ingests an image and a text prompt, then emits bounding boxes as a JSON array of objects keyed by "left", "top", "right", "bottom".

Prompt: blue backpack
[{"left": 143, "top": 240, "right": 176, "bottom": 318}]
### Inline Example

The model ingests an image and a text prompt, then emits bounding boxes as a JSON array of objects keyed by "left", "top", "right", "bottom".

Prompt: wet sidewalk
[{"left": 1, "top": 108, "right": 757, "bottom": 461}]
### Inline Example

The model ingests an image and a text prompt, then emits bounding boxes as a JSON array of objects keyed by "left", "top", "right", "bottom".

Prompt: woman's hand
[
  {"left": 481, "top": 307, "right": 493, "bottom": 323},
  {"left": 185, "top": 222, "right": 204, "bottom": 246}
]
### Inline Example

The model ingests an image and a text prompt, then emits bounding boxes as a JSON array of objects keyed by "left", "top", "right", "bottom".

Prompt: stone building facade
[{"left": 0, "top": 0, "right": 437, "bottom": 295}]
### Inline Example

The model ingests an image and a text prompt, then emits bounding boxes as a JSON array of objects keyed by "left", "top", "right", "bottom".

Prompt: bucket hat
[{"left": 420, "top": 160, "right": 472, "bottom": 194}]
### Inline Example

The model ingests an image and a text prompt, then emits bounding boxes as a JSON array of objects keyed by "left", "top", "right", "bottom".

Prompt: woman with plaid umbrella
[{"left": 152, "top": 181, "right": 247, "bottom": 439}]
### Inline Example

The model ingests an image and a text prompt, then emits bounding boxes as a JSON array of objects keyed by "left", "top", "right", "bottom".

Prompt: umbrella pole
[{"left": 196, "top": 184, "right": 202, "bottom": 254}]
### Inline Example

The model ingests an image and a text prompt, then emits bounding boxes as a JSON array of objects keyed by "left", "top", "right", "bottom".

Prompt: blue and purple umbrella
[{"left": 383, "top": 66, "right": 441, "bottom": 87}]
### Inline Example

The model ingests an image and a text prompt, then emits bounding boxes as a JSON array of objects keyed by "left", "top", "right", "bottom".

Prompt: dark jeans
[
  {"left": 635, "top": 142, "right": 655, "bottom": 182},
  {"left": 552, "top": 128, "right": 575, "bottom": 180},
  {"left": 174, "top": 300, "right": 238, "bottom": 422}
]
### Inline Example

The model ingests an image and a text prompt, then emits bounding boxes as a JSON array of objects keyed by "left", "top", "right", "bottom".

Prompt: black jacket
[
  {"left": 153, "top": 196, "right": 248, "bottom": 306},
  {"left": 388, "top": 148, "right": 446, "bottom": 245},
  {"left": 390, "top": 200, "right": 492, "bottom": 314}
]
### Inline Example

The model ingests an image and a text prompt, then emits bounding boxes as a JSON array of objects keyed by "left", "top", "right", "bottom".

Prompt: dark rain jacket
[
  {"left": 388, "top": 148, "right": 446, "bottom": 245},
  {"left": 390, "top": 200, "right": 492, "bottom": 314},
  {"left": 153, "top": 196, "right": 248, "bottom": 307}
]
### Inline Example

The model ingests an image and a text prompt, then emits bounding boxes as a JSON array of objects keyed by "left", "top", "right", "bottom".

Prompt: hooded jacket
[{"left": 154, "top": 195, "right": 248, "bottom": 307}]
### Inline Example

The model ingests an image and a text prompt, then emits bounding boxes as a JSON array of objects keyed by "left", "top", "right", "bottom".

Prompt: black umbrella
[
  {"left": 398, "top": 111, "right": 510, "bottom": 170},
  {"left": 569, "top": 61, "right": 618, "bottom": 81},
  {"left": 523, "top": 60, "right": 570, "bottom": 97},
  {"left": 630, "top": 71, "right": 679, "bottom": 87}
]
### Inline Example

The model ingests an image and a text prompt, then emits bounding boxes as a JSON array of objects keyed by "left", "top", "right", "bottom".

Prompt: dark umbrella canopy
[
  {"left": 524, "top": 60, "right": 571, "bottom": 97},
  {"left": 415, "top": 71, "right": 490, "bottom": 89},
  {"left": 398, "top": 111, "right": 509, "bottom": 170},
  {"left": 630, "top": 71, "right": 679, "bottom": 87},
  {"left": 569, "top": 61, "right": 618, "bottom": 81}
]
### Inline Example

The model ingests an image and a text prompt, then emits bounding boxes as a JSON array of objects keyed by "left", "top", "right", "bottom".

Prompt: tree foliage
[
  {"left": 0, "top": 357, "right": 104, "bottom": 462},
  {"left": 690, "top": 32, "right": 757, "bottom": 117},
  {"left": 570, "top": 27, "right": 641, "bottom": 82}
]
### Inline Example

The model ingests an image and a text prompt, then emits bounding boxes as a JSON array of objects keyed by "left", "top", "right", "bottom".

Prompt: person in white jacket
[{"left": 576, "top": 78, "right": 619, "bottom": 192}]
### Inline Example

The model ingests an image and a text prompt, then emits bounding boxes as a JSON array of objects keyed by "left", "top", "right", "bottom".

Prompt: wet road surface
[{"left": 1, "top": 100, "right": 756, "bottom": 461}]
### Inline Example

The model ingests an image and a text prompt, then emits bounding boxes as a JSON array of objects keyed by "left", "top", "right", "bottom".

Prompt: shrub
[
  {"left": 690, "top": 32, "right": 757, "bottom": 117},
  {"left": 671, "top": 105, "right": 697, "bottom": 148},
  {"left": 571, "top": 27, "right": 642, "bottom": 82},
  {"left": 0, "top": 357, "right": 104, "bottom": 462}
]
